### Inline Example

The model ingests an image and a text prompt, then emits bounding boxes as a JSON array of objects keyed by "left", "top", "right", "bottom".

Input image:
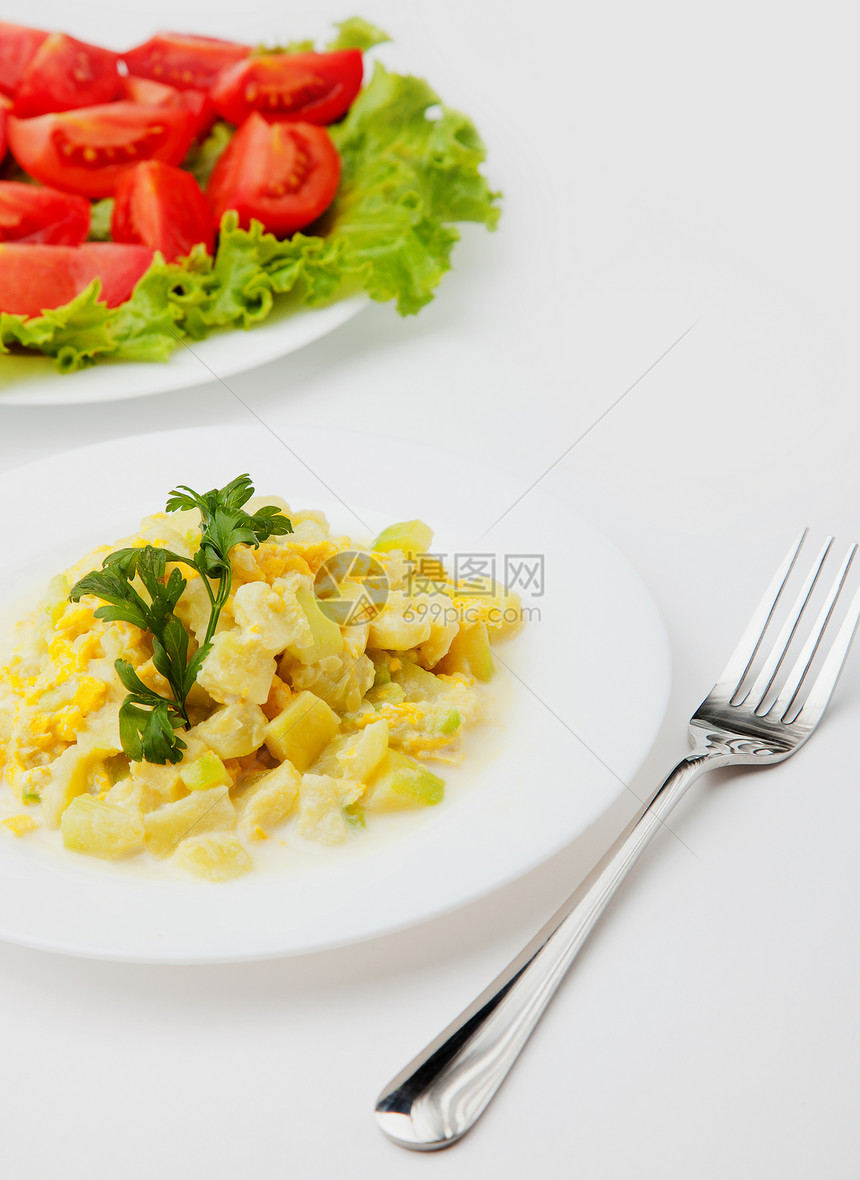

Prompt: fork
[{"left": 375, "top": 531, "right": 860, "bottom": 1150}]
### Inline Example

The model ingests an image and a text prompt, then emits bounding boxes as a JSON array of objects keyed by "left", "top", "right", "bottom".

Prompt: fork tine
[
  {"left": 765, "top": 543, "right": 857, "bottom": 719},
  {"left": 736, "top": 537, "right": 833, "bottom": 708},
  {"left": 787, "top": 579, "right": 860, "bottom": 726},
  {"left": 714, "top": 530, "right": 807, "bottom": 700}
]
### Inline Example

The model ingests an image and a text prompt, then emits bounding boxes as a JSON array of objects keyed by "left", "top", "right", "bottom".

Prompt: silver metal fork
[{"left": 375, "top": 531, "right": 860, "bottom": 1151}]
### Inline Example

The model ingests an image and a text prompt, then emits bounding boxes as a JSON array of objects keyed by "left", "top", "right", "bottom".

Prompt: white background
[{"left": 1, "top": 2, "right": 859, "bottom": 1177}]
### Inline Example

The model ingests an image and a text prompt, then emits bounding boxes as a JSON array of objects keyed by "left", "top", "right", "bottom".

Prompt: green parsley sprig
[{"left": 69, "top": 475, "right": 292, "bottom": 765}]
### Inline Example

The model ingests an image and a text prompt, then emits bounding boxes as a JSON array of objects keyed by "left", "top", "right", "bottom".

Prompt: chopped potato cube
[
  {"left": 263, "top": 691, "right": 340, "bottom": 770},
  {"left": 191, "top": 701, "right": 268, "bottom": 759},
  {"left": 130, "top": 759, "right": 187, "bottom": 814},
  {"left": 335, "top": 719, "right": 388, "bottom": 781},
  {"left": 312, "top": 720, "right": 388, "bottom": 782},
  {"left": 286, "top": 650, "right": 375, "bottom": 714},
  {"left": 232, "top": 581, "right": 299, "bottom": 657},
  {"left": 367, "top": 591, "right": 432, "bottom": 650},
  {"left": 173, "top": 833, "right": 252, "bottom": 881},
  {"left": 238, "top": 760, "right": 302, "bottom": 838},
  {"left": 40, "top": 743, "right": 120, "bottom": 828},
  {"left": 61, "top": 795, "right": 145, "bottom": 860},
  {"left": 196, "top": 630, "right": 276, "bottom": 705},
  {"left": 456, "top": 578, "right": 524, "bottom": 639},
  {"left": 102, "top": 778, "right": 139, "bottom": 810},
  {"left": 414, "top": 595, "right": 459, "bottom": 668},
  {"left": 297, "top": 773, "right": 363, "bottom": 844},
  {"left": 144, "top": 786, "right": 235, "bottom": 858},
  {"left": 172, "top": 576, "right": 212, "bottom": 645}
]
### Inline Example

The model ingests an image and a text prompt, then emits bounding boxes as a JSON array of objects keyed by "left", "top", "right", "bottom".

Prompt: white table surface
[{"left": 1, "top": 2, "right": 859, "bottom": 1177}]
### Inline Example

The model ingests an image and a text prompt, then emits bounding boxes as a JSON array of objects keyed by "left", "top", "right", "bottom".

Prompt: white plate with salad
[
  {"left": 0, "top": 423, "right": 671, "bottom": 962},
  {"left": 0, "top": 18, "right": 499, "bottom": 403}
]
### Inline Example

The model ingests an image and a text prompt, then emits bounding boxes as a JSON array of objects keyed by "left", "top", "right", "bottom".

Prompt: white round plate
[
  {"left": 0, "top": 295, "right": 366, "bottom": 407},
  {"left": 0, "top": 424, "right": 670, "bottom": 962}
]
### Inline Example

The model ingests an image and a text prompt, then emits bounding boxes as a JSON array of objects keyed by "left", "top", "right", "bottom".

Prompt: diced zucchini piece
[
  {"left": 440, "top": 708, "right": 462, "bottom": 735},
  {"left": 392, "top": 660, "right": 448, "bottom": 700},
  {"left": 294, "top": 585, "right": 343, "bottom": 662},
  {"left": 343, "top": 801, "right": 365, "bottom": 830},
  {"left": 370, "top": 651, "right": 391, "bottom": 686},
  {"left": 104, "top": 753, "right": 130, "bottom": 786},
  {"left": 61, "top": 795, "right": 145, "bottom": 860},
  {"left": 263, "top": 690, "right": 340, "bottom": 770},
  {"left": 371, "top": 520, "right": 434, "bottom": 557},
  {"left": 435, "top": 622, "right": 495, "bottom": 682},
  {"left": 366, "top": 682, "right": 405, "bottom": 709},
  {"left": 179, "top": 752, "right": 231, "bottom": 792},
  {"left": 41, "top": 574, "right": 71, "bottom": 624},
  {"left": 173, "top": 832, "right": 252, "bottom": 881},
  {"left": 144, "top": 786, "right": 235, "bottom": 858},
  {"left": 364, "top": 750, "right": 445, "bottom": 811}
]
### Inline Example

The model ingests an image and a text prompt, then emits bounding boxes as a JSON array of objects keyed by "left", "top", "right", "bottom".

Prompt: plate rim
[
  {"left": 0, "top": 424, "right": 672, "bottom": 962},
  {"left": 0, "top": 295, "right": 367, "bottom": 408}
]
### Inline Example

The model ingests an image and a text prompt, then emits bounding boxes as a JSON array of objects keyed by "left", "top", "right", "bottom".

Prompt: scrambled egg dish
[{"left": 0, "top": 498, "right": 522, "bottom": 881}]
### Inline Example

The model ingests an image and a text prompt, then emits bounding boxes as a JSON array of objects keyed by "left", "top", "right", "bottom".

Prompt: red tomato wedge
[
  {"left": 13, "top": 32, "right": 120, "bottom": 117},
  {"left": 207, "top": 113, "right": 340, "bottom": 236},
  {"left": 112, "top": 160, "right": 214, "bottom": 261},
  {"left": 122, "top": 32, "right": 249, "bottom": 91},
  {"left": 210, "top": 50, "right": 362, "bottom": 126},
  {"left": 121, "top": 75, "right": 215, "bottom": 142},
  {"left": 7, "top": 103, "right": 196, "bottom": 198},
  {"left": 0, "top": 242, "right": 155, "bottom": 316},
  {"left": 0, "top": 181, "right": 90, "bottom": 243},
  {"left": 0, "top": 22, "right": 47, "bottom": 97},
  {"left": 174, "top": 89, "right": 215, "bottom": 141}
]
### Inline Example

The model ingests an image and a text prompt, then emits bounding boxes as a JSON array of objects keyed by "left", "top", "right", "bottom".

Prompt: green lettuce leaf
[
  {"left": 1, "top": 42, "right": 500, "bottom": 373},
  {"left": 182, "top": 122, "right": 234, "bottom": 188},
  {"left": 327, "top": 16, "right": 392, "bottom": 51},
  {"left": 256, "top": 14, "right": 391, "bottom": 55},
  {"left": 88, "top": 198, "right": 114, "bottom": 242},
  {"left": 254, "top": 38, "right": 316, "bottom": 54}
]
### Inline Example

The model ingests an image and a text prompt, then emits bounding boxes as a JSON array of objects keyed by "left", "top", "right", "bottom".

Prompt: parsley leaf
[{"left": 69, "top": 475, "right": 293, "bottom": 765}]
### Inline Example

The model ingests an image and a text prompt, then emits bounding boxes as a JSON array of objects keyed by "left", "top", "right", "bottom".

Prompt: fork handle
[{"left": 375, "top": 752, "right": 714, "bottom": 1150}]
